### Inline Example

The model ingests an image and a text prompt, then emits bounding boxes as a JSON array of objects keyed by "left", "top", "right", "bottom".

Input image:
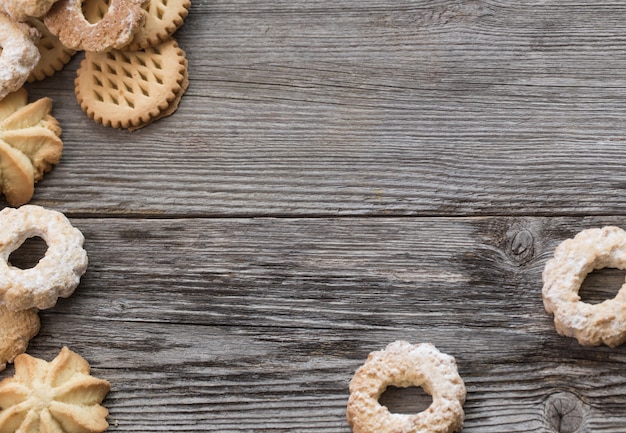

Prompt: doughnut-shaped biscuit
[
  {"left": 0, "top": 205, "right": 88, "bottom": 311},
  {"left": 543, "top": 226, "right": 626, "bottom": 347},
  {"left": 347, "top": 341, "right": 466, "bottom": 433},
  {"left": 44, "top": 0, "right": 147, "bottom": 52},
  {"left": 0, "top": 13, "right": 40, "bottom": 100}
]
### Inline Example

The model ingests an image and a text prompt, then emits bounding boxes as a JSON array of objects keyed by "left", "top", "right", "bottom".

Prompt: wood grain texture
[
  {"left": 22, "top": 0, "right": 626, "bottom": 217},
  {"left": 4, "top": 0, "right": 626, "bottom": 432}
]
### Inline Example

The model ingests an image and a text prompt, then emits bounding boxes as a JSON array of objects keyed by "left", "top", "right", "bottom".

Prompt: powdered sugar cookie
[
  {"left": 44, "top": 0, "right": 147, "bottom": 52},
  {"left": 347, "top": 341, "right": 466, "bottom": 433}
]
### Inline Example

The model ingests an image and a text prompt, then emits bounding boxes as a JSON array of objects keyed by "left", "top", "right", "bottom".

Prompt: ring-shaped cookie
[
  {"left": 0, "top": 13, "right": 40, "bottom": 100},
  {"left": 543, "top": 226, "right": 626, "bottom": 347},
  {"left": 347, "top": 341, "right": 466, "bottom": 433},
  {"left": 0, "top": 205, "right": 88, "bottom": 311},
  {"left": 44, "top": 0, "right": 146, "bottom": 52}
]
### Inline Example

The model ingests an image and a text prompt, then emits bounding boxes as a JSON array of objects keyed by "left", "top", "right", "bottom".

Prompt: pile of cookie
[
  {"left": 0, "top": 0, "right": 190, "bottom": 205},
  {"left": 0, "top": 205, "right": 110, "bottom": 432},
  {"left": 0, "top": 0, "right": 190, "bottom": 130}
]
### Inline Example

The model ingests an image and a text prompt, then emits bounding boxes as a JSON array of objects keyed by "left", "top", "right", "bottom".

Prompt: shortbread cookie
[
  {"left": 0, "top": 0, "right": 57, "bottom": 22},
  {"left": 0, "top": 205, "right": 88, "bottom": 311},
  {"left": 26, "top": 17, "right": 76, "bottom": 83},
  {"left": 0, "top": 88, "right": 63, "bottom": 205},
  {"left": 44, "top": 0, "right": 147, "bottom": 52},
  {"left": 347, "top": 341, "right": 466, "bottom": 433},
  {"left": 128, "top": 0, "right": 191, "bottom": 50},
  {"left": 0, "top": 88, "right": 63, "bottom": 181},
  {"left": 0, "top": 306, "right": 40, "bottom": 371},
  {"left": 0, "top": 13, "right": 40, "bottom": 100},
  {"left": 75, "top": 38, "right": 187, "bottom": 130},
  {"left": 128, "top": 55, "right": 189, "bottom": 131},
  {"left": 0, "top": 139, "right": 34, "bottom": 206},
  {"left": 0, "top": 347, "right": 111, "bottom": 433}
]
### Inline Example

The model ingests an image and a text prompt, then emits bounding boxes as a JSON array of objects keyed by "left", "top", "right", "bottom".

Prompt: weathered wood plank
[
  {"left": 6, "top": 216, "right": 626, "bottom": 431},
  {"left": 21, "top": 0, "right": 626, "bottom": 217}
]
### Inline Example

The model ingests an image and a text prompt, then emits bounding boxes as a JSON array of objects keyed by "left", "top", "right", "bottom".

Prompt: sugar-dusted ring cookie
[
  {"left": 1, "top": 0, "right": 58, "bottom": 22},
  {"left": 543, "top": 226, "right": 626, "bottom": 347},
  {"left": 347, "top": 341, "right": 466, "bottom": 433},
  {"left": 0, "top": 13, "right": 40, "bottom": 100},
  {"left": 0, "top": 205, "right": 88, "bottom": 311},
  {"left": 44, "top": 0, "right": 147, "bottom": 52}
]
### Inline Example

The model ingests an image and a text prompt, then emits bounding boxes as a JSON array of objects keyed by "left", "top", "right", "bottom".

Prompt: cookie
[
  {"left": 26, "top": 17, "right": 76, "bottom": 83},
  {"left": 0, "top": 139, "right": 34, "bottom": 206},
  {"left": 75, "top": 37, "right": 188, "bottom": 130},
  {"left": 0, "top": 347, "right": 111, "bottom": 433},
  {"left": 44, "top": 0, "right": 147, "bottom": 52},
  {"left": 0, "top": 205, "right": 88, "bottom": 311},
  {"left": 0, "top": 13, "right": 40, "bottom": 100},
  {"left": 0, "top": 88, "right": 62, "bottom": 205},
  {"left": 127, "top": 0, "right": 191, "bottom": 50},
  {"left": 347, "top": 341, "right": 466, "bottom": 433},
  {"left": 0, "top": 306, "right": 40, "bottom": 371},
  {"left": 0, "top": 0, "right": 58, "bottom": 22}
]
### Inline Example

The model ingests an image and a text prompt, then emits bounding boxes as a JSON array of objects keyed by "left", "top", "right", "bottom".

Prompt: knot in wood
[
  {"left": 506, "top": 228, "right": 535, "bottom": 265},
  {"left": 544, "top": 391, "right": 585, "bottom": 433}
]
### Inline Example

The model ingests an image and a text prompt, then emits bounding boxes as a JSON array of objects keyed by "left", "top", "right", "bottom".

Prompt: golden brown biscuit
[
  {"left": 1, "top": 89, "right": 63, "bottom": 179},
  {"left": 0, "top": 88, "right": 63, "bottom": 205},
  {"left": 129, "top": 55, "right": 189, "bottom": 131},
  {"left": 347, "top": 341, "right": 466, "bottom": 433},
  {"left": 0, "top": 139, "right": 34, "bottom": 206},
  {"left": 0, "top": 307, "right": 40, "bottom": 372},
  {"left": 128, "top": 0, "right": 191, "bottom": 50},
  {"left": 26, "top": 17, "right": 76, "bottom": 83},
  {"left": 0, "top": 347, "right": 111, "bottom": 433},
  {"left": 44, "top": 0, "right": 147, "bottom": 52},
  {"left": 75, "top": 38, "right": 187, "bottom": 130}
]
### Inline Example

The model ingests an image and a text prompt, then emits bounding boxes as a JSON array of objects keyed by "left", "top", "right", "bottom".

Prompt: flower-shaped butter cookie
[
  {"left": 0, "top": 88, "right": 62, "bottom": 205},
  {"left": 0, "top": 347, "right": 110, "bottom": 433}
]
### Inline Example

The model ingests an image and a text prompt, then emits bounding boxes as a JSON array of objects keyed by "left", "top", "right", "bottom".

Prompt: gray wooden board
[
  {"left": 6, "top": 0, "right": 626, "bottom": 431},
  {"left": 7, "top": 216, "right": 626, "bottom": 432}
]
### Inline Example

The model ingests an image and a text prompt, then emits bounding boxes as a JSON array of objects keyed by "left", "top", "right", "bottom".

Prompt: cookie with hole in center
[
  {"left": 74, "top": 37, "right": 187, "bottom": 130},
  {"left": 82, "top": 0, "right": 191, "bottom": 51}
]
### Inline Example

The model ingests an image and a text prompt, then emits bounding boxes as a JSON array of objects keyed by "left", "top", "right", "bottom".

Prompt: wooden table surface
[{"left": 11, "top": 1, "right": 626, "bottom": 431}]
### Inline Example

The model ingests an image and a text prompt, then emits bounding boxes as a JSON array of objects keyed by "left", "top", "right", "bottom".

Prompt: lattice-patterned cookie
[
  {"left": 127, "top": 0, "right": 191, "bottom": 50},
  {"left": 26, "top": 17, "right": 76, "bottom": 83},
  {"left": 75, "top": 37, "right": 187, "bottom": 130}
]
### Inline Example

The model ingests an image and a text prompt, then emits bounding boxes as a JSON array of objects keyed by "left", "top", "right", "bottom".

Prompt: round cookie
[
  {"left": 0, "top": 205, "right": 88, "bottom": 311},
  {"left": 75, "top": 37, "right": 187, "bottom": 130},
  {"left": 347, "top": 341, "right": 466, "bottom": 433},
  {"left": 127, "top": 0, "right": 191, "bottom": 50},
  {"left": 44, "top": 0, "right": 146, "bottom": 52},
  {"left": 543, "top": 226, "right": 626, "bottom": 347},
  {"left": 26, "top": 17, "right": 76, "bottom": 82}
]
